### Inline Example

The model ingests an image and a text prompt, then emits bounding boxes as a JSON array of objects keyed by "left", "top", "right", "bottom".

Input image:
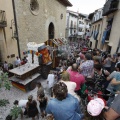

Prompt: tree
[
  {"left": 0, "top": 72, "right": 11, "bottom": 90},
  {"left": 0, "top": 72, "right": 11, "bottom": 107}
]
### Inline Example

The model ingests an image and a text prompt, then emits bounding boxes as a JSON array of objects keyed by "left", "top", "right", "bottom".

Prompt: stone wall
[
  {"left": 108, "top": 10, "right": 120, "bottom": 54},
  {"left": 0, "top": 0, "right": 18, "bottom": 63},
  {"left": 14, "top": 0, "right": 67, "bottom": 57}
]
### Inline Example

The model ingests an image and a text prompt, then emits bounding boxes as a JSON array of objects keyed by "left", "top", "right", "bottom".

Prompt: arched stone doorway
[{"left": 48, "top": 22, "right": 54, "bottom": 39}]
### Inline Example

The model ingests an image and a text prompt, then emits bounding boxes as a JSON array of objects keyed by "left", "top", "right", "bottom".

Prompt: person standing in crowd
[
  {"left": 111, "top": 63, "right": 120, "bottom": 87},
  {"left": 111, "top": 54, "right": 117, "bottom": 72},
  {"left": 46, "top": 71, "right": 56, "bottom": 96},
  {"left": 36, "top": 82, "right": 44, "bottom": 97},
  {"left": 86, "top": 30, "right": 91, "bottom": 41},
  {"left": 103, "top": 54, "right": 112, "bottom": 72},
  {"left": 93, "top": 64, "right": 110, "bottom": 92},
  {"left": 25, "top": 95, "right": 39, "bottom": 120},
  {"left": 37, "top": 92, "right": 48, "bottom": 118},
  {"left": 85, "top": 98, "right": 105, "bottom": 120},
  {"left": 106, "top": 63, "right": 120, "bottom": 106},
  {"left": 79, "top": 53, "right": 94, "bottom": 78},
  {"left": 60, "top": 71, "right": 80, "bottom": 101},
  {"left": 93, "top": 49, "right": 102, "bottom": 64},
  {"left": 15, "top": 56, "right": 21, "bottom": 67},
  {"left": 107, "top": 63, "right": 120, "bottom": 106},
  {"left": 46, "top": 82, "right": 83, "bottom": 120},
  {"left": 79, "top": 53, "right": 85, "bottom": 64},
  {"left": 76, "top": 54, "right": 81, "bottom": 66},
  {"left": 3, "top": 61, "right": 8, "bottom": 72},
  {"left": 93, "top": 56, "right": 100, "bottom": 65},
  {"left": 21, "top": 59, "right": 26, "bottom": 65},
  {"left": 66, "top": 61, "right": 74, "bottom": 71},
  {"left": 24, "top": 56, "right": 28, "bottom": 63},
  {"left": 104, "top": 94, "right": 120, "bottom": 120},
  {"left": 115, "top": 53, "right": 120, "bottom": 68},
  {"left": 67, "top": 63, "right": 85, "bottom": 96},
  {"left": 0, "top": 66, "right": 3, "bottom": 78}
]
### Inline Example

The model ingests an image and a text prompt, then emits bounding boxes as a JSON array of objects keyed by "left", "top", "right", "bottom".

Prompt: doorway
[
  {"left": 95, "top": 40, "right": 98, "bottom": 49},
  {"left": 107, "top": 45, "right": 112, "bottom": 53},
  {"left": 48, "top": 22, "right": 54, "bottom": 39}
]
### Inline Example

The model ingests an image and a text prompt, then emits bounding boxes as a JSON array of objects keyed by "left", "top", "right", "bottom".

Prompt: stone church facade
[
  {"left": 14, "top": 0, "right": 72, "bottom": 57},
  {"left": 0, "top": 0, "right": 72, "bottom": 62}
]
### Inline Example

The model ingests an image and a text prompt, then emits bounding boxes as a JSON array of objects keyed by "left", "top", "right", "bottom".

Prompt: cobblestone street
[{"left": 0, "top": 76, "right": 49, "bottom": 120}]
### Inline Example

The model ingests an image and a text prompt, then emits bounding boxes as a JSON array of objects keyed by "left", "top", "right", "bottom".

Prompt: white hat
[{"left": 87, "top": 98, "right": 105, "bottom": 116}]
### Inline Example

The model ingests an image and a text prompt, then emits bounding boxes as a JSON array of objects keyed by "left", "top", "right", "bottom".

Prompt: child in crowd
[
  {"left": 37, "top": 92, "right": 48, "bottom": 118},
  {"left": 25, "top": 95, "right": 39, "bottom": 120},
  {"left": 36, "top": 82, "right": 44, "bottom": 97}
]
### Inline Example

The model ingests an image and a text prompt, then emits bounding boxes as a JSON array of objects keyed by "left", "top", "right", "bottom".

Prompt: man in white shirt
[
  {"left": 3, "top": 61, "right": 8, "bottom": 72},
  {"left": 47, "top": 71, "right": 56, "bottom": 96},
  {"left": 15, "top": 56, "right": 21, "bottom": 67}
]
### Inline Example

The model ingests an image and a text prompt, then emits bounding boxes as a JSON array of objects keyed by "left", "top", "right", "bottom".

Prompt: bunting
[{"left": 23, "top": 50, "right": 42, "bottom": 57}]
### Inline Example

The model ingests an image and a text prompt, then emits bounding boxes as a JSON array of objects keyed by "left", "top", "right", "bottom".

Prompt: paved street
[{"left": 0, "top": 76, "right": 50, "bottom": 120}]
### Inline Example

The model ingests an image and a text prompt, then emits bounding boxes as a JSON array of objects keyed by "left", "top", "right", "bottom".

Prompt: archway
[{"left": 48, "top": 22, "right": 54, "bottom": 39}]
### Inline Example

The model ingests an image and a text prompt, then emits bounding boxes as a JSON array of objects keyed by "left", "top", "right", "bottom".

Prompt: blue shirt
[
  {"left": 114, "top": 72, "right": 120, "bottom": 91},
  {"left": 46, "top": 94, "right": 81, "bottom": 120}
]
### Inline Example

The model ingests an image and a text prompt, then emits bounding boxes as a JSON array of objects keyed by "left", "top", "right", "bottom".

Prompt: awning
[{"left": 108, "top": 42, "right": 113, "bottom": 46}]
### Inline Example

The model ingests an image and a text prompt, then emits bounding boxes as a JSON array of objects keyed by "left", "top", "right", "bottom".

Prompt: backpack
[{"left": 5, "top": 115, "right": 12, "bottom": 120}]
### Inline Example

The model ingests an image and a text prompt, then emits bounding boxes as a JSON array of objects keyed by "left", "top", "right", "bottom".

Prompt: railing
[
  {"left": 103, "top": 0, "right": 119, "bottom": 16},
  {"left": 70, "top": 26, "right": 76, "bottom": 29},
  {"left": 0, "top": 10, "right": 7, "bottom": 27},
  {"left": 85, "top": 25, "right": 90, "bottom": 29},
  {"left": 79, "top": 24, "right": 84, "bottom": 28},
  {"left": 78, "top": 32, "right": 84, "bottom": 36}
]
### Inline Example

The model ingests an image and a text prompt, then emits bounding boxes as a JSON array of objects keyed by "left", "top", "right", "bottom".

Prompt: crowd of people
[
  {"left": 3, "top": 40, "right": 120, "bottom": 120},
  {"left": 0, "top": 56, "right": 28, "bottom": 76},
  {"left": 43, "top": 43, "right": 120, "bottom": 120}
]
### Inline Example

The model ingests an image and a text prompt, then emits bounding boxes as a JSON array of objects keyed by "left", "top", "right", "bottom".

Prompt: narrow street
[
  {"left": 0, "top": 0, "right": 120, "bottom": 119},
  {"left": 0, "top": 76, "right": 50, "bottom": 120}
]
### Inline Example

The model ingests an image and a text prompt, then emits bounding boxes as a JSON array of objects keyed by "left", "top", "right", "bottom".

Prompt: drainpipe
[{"left": 12, "top": 0, "right": 21, "bottom": 58}]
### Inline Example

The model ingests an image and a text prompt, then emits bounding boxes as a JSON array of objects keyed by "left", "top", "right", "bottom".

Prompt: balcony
[
  {"left": 85, "top": 25, "right": 89, "bottom": 29},
  {"left": 0, "top": 10, "right": 7, "bottom": 27},
  {"left": 79, "top": 24, "right": 84, "bottom": 28},
  {"left": 69, "top": 34, "right": 77, "bottom": 38},
  {"left": 70, "top": 26, "right": 76, "bottom": 29},
  {"left": 103, "top": 0, "right": 119, "bottom": 16},
  {"left": 78, "top": 32, "right": 84, "bottom": 36}
]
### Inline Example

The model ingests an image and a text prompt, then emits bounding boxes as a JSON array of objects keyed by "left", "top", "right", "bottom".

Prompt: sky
[{"left": 67, "top": 0, "right": 106, "bottom": 15}]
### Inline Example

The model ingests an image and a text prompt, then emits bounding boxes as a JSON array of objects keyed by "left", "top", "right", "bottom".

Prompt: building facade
[
  {"left": 14, "top": 0, "right": 72, "bottom": 58},
  {"left": 78, "top": 13, "right": 91, "bottom": 38},
  {"left": 0, "top": 0, "right": 18, "bottom": 63},
  {"left": 101, "top": 0, "right": 120, "bottom": 54},
  {"left": 0, "top": 0, "right": 72, "bottom": 62},
  {"left": 66, "top": 10, "right": 78, "bottom": 41},
  {"left": 66, "top": 10, "right": 90, "bottom": 41},
  {"left": 89, "top": 0, "right": 120, "bottom": 54},
  {"left": 89, "top": 8, "right": 103, "bottom": 49}
]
